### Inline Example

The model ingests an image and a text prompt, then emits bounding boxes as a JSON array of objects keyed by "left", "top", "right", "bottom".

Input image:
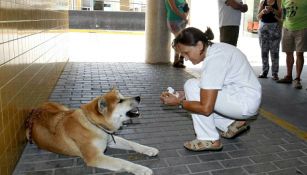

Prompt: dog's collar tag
[{"left": 110, "top": 134, "right": 116, "bottom": 144}]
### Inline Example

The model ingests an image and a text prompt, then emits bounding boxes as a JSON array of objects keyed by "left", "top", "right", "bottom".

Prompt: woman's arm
[
  {"left": 160, "top": 89, "right": 218, "bottom": 116},
  {"left": 182, "top": 89, "right": 218, "bottom": 116},
  {"left": 225, "top": 0, "right": 248, "bottom": 13},
  {"left": 257, "top": 0, "right": 265, "bottom": 20},
  {"left": 273, "top": 0, "right": 282, "bottom": 22}
]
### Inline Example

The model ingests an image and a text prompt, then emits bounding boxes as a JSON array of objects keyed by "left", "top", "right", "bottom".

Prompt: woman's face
[{"left": 176, "top": 41, "right": 205, "bottom": 65}]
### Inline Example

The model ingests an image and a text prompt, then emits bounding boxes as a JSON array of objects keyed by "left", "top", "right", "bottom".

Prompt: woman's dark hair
[{"left": 172, "top": 27, "right": 214, "bottom": 52}]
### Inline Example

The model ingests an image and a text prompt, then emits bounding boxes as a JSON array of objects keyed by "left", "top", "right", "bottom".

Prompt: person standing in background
[
  {"left": 257, "top": 0, "right": 282, "bottom": 80},
  {"left": 218, "top": 0, "right": 248, "bottom": 46},
  {"left": 165, "top": 0, "right": 189, "bottom": 68},
  {"left": 276, "top": 0, "right": 307, "bottom": 89}
]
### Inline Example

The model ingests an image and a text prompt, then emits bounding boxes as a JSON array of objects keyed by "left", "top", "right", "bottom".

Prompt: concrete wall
[{"left": 69, "top": 10, "right": 145, "bottom": 30}]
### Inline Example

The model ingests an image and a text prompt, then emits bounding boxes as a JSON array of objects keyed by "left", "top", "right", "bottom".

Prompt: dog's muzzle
[{"left": 126, "top": 107, "right": 140, "bottom": 118}]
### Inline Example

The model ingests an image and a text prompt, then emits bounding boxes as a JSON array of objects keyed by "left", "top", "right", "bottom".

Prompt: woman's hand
[
  {"left": 261, "top": 8, "right": 269, "bottom": 14},
  {"left": 177, "top": 91, "right": 186, "bottom": 101},
  {"left": 160, "top": 92, "right": 181, "bottom": 106},
  {"left": 258, "top": 8, "right": 268, "bottom": 19}
]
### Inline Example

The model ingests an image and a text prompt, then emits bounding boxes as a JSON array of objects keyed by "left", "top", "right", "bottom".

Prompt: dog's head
[{"left": 81, "top": 88, "right": 140, "bottom": 132}]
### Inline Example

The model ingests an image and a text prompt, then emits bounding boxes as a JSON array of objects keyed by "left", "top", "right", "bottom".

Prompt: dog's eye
[{"left": 119, "top": 99, "right": 124, "bottom": 103}]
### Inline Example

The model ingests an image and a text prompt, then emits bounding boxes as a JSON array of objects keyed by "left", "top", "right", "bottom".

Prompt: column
[{"left": 145, "top": 0, "right": 171, "bottom": 64}]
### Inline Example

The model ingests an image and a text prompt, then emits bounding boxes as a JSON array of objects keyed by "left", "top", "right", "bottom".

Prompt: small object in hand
[
  {"left": 167, "top": 87, "right": 179, "bottom": 98},
  {"left": 167, "top": 87, "right": 175, "bottom": 94},
  {"left": 265, "top": 6, "right": 272, "bottom": 12}
]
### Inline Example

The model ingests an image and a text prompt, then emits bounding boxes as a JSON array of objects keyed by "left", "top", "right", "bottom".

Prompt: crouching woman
[{"left": 160, "top": 27, "right": 261, "bottom": 151}]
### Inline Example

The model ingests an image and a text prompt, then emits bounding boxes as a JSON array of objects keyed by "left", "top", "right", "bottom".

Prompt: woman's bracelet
[{"left": 178, "top": 100, "right": 184, "bottom": 109}]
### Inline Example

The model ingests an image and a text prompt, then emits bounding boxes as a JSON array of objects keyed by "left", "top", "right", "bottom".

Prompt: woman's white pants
[{"left": 184, "top": 78, "right": 249, "bottom": 141}]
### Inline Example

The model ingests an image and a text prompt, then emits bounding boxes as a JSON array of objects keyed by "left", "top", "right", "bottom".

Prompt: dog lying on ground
[{"left": 26, "top": 88, "right": 159, "bottom": 175}]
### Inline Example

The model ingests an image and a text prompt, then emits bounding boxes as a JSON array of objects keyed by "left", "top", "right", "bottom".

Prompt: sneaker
[
  {"left": 293, "top": 78, "right": 302, "bottom": 89},
  {"left": 173, "top": 62, "right": 186, "bottom": 68},
  {"left": 276, "top": 76, "right": 292, "bottom": 84},
  {"left": 272, "top": 74, "right": 279, "bottom": 81},
  {"left": 258, "top": 74, "right": 267, "bottom": 78}
]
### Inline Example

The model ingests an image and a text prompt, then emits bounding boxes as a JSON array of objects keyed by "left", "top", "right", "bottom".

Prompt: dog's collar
[
  {"left": 92, "top": 122, "right": 116, "bottom": 144},
  {"left": 83, "top": 113, "right": 116, "bottom": 144},
  {"left": 26, "top": 109, "right": 44, "bottom": 144}
]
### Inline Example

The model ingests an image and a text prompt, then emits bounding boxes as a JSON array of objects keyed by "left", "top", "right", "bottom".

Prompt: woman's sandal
[
  {"left": 183, "top": 139, "right": 223, "bottom": 151},
  {"left": 220, "top": 121, "right": 250, "bottom": 139}
]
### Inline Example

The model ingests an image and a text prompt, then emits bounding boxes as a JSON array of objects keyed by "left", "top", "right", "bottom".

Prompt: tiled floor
[{"left": 13, "top": 62, "right": 307, "bottom": 175}]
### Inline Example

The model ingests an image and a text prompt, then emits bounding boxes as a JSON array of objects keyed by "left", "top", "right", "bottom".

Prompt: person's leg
[
  {"left": 260, "top": 49, "right": 269, "bottom": 77},
  {"left": 258, "top": 22, "right": 270, "bottom": 78},
  {"left": 295, "top": 52, "right": 304, "bottom": 80},
  {"left": 271, "top": 51, "right": 279, "bottom": 80},
  {"left": 277, "top": 28, "right": 294, "bottom": 83},
  {"left": 213, "top": 114, "right": 235, "bottom": 132},
  {"left": 184, "top": 79, "right": 221, "bottom": 141},
  {"left": 219, "top": 26, "right": 239, "bottom": 46},
  {"left": 219, "top": 27, "right": 225, "bottom": 44},
  {"left": 213, "top": 88, "right": 254, "bottom": 139},
  {"left": 173, "top": 53, "right": 185, "bottom": 68},
  {"left": 183, "top": 79, "right": 223, "bottom": 150},
  {"left": 286, "top": 52, "right": 294, "bottom": 78},
  {"left": 168, "top": 20, "right": 186, "bottom": 68},
  {"left": 294, "top": 28, "right": 307, "bottom": 89},
  {"left": 179, "top": 55, "right": 184, "bottom": 65},
  {"left": 294, "top": 28, "right": 307, "bottom": 84},
  {"left": 184, "top": 79, "right": 250, "bottom": 138},
  {"left": 270, "top": 23, "right": 281, "bottom": 80},
  {"left": 293, "top": 52, "right": 304, "bottom": 89}
]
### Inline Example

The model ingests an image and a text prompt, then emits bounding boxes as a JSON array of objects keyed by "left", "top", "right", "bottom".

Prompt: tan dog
[{"left": 26, "top": 89, "right": 159, "bottom": 175}]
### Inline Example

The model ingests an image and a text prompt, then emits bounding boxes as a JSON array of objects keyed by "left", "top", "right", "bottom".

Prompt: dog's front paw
[
  {"left": 133, "top": 165, "right": 153, "bottom": 175},
  {"left": 141, "top": 147, "right": 159, "bottom": 157}
]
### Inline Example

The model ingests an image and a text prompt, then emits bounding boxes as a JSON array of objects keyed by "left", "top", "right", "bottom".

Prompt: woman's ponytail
[{"left": 203, "top": 27, "right": 214, "bottom": 41}]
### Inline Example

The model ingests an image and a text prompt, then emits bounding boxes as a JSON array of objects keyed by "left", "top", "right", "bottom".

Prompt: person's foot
[
  {"left": 173, "top": 62, "right": 186, "bottom": 68},
  {"left": 220, "top": 121, "right": 249, "bottom": 139},
  {"left": 183, "top": 139, "right": 222, "bottom": 151},
  {"left": 258, "top": 74, "right": 267, "bottom": 78},
  {"left": 276, "top": 76, "right": 292, "bottom": 84},
  {"left": 272, "top": 74, "right": 279, "bottom": 81},
  {"left": 293, "top": 78, "right": 302, "bottom": 89}
]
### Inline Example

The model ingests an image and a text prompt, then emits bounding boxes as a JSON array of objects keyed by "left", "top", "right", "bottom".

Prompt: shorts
[
  {"left": 167, "top": 20, "right": 187, "bottom": 35},
  {"left": 219, "top": 26, "right": 239, "bottom": 46},
  {"left": 282, "top": 28, "right": 307, "bottom": 52}
]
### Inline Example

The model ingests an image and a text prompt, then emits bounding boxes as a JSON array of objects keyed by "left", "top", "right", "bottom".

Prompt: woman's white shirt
[{"left": 200, "top": 43, "right": 261, "bottom": 116}]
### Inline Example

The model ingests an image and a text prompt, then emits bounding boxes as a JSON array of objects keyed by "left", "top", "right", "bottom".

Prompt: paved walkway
[{"left": 14, "top": 62, "right": 307, "bottom": 175}]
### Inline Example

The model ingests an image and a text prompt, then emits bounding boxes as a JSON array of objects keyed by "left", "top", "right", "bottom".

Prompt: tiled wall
[{"left": 0, "top": 0, "right": 69, "bottom": 174}]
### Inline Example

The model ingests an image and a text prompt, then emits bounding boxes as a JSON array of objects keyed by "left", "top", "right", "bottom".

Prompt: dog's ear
[
  {"left": 97, "top": 97, "right": 107, "bottom": 114},
  {"left": 111, "top": 87, "right": 119, "bottom": 93}
]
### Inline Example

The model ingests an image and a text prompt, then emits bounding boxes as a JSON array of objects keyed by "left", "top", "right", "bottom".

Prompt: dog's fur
[{"left": 26, "top": 89, "right": 159, "bottom": 175}]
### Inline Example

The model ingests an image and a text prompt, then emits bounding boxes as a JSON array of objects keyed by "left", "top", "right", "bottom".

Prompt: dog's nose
[{"left": 135, "top": 96, "right": 141, "bottom": 102}]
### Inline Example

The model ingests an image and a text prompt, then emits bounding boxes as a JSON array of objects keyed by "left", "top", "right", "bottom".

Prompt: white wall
[{"left": 189, "top": 0, "right": 219, "bottom": 42}]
